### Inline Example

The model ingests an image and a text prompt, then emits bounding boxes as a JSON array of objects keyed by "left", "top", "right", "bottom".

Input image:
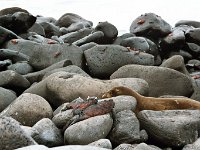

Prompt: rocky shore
[{"left": 0, "top": 7, "right": 200, "bottom": 150}]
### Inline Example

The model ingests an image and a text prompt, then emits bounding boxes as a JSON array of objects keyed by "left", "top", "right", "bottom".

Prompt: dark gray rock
[
  {"left": 32, "top": 118, "right": 63, "bottom": 147},
  {"left": 113, "top": 33, "right": 135, "bottom": 45},
  {"left": 94, "top": 21, "right": 118, "bottom": 44},
  {"left": 0, "top": 12, "right": 36, "bottom": 34},
  {"left": 0, "top": 93, "right": 53, "bottom": 126},
  {"left": 111, "top": 64, "right": 194, "bottom": 97},
  {"left": 137, "top": 110, "right": 200, "bottom": 147},
  {"left": 185, "top": 28, "right": 200, "bottom": 46},
  {"left": 0, "top": 116, "right": 36, "bottom": 150},
  {"left": 0, "top": 70, "right": 30, "bottom": 89},
  {"left": 0, "top": 48, "right": 29, "bottom": 62},
  {"left": 55, "top": 13, "right": 92, "bottom": 31},
  {"left": 0, "top": 7, "right": 29, "bottom": 16},
  {"left": 0, "top": 87, "right": 16, "bottom": 112},
  {"left": 183, "top": 43, "right": 200, "bottom": 59},
  {"left": 7, "top": 61, "right": 33, "bottom": 75},
  {"left": 109, "top": 110, "right": 148, "bottom": 144},
  {"left": 23, "top": 59, "right": 72, "bottom": 84},
  {"left": 5, "top": 39, "right": 83, "bottom": 70},
  {"left": 39, "top": 22, "right": 60, "bottom": 38},
  {"left": 160, "top": 27, "right": 185, "bottom": 52},
  {"left": 130, "top": 13, "right": 171, "bottom": 40},
  {"left": 175, "top": 20, "right": 200, "bottom": 28},
  {"left": 59, "top": 28, "right": 93, "bottom": 43},
  {"left": 84, "top": 45, "right": 154, "bottom": 78},
  {"left": 0, "top": 26, "right": 18, "bottom": 47},
  {"left": 120, "top": 37, "right": 150, "bottom": 53},
  {"left": 28, "top": 23, "right": 45, "bottom": 36}
]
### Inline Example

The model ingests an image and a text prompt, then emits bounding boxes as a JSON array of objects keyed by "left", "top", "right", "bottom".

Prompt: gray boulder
[
  {"left": 111, "top": 64, "right": 193, "bottom": 97},
  {"left": 5, "top": 39, "right": 83, "bottom": 70},
  {"left": 23, "top": 59, "right": 72, "bottom": 84},
  {"left": 0, "top": 87, "right": 17, "bottom": 112},
  {"left": 103, "top": 95, "right": 137, "bottom": 113},
  {"left": 0, "top": 70, "right": 30, "bottom": 89},
  {"left": 137, "top": 110, "right": 200, "bottom": 147},
  {"left": 7, "top": 61, "right": 33, "bottom": 75},
  {"left": 52, "top": 109, "right": 74, "bottom": 129},
  {"left": 0, "top": 26, "right": 18, "bottom": 46},
  {"left": 109, "top": 110, "right": 148, "bottom": 144},
  {"left": 32, "top": 118, "right": 63, "bottom": 147},
  {"left": 130, "top": 13, "right": 171, "bottom": 40},
  {"left": 0, "top": 93, "right": 53, "bottom": 126},
  {"left": 0, "top": 116, "right": 37, "bottom": 150},
  {"left": 24, "top": 72, "right": 149, "bottom": 108},
  {"left": 160, "top": 55, "right": 190, "bottom": 76},
  {"left": 64, "top": 114, "right": 113, "bottom": 145},
  {"left": 84, "top": 45, "right": 154, "bottom": 78}
]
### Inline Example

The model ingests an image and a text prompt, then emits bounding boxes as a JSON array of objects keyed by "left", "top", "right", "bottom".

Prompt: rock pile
[{"left": 0, "top": 6, "right": 200, "bottom": 150}]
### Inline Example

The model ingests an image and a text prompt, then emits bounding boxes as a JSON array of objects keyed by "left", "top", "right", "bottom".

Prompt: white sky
[{"left": 0, "top": 0, "right": 200, "bottom": 34}]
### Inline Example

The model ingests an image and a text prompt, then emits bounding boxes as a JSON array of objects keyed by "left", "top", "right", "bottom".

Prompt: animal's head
[{"left": 102, "top": 86, "right": 128, "bottom": 98}]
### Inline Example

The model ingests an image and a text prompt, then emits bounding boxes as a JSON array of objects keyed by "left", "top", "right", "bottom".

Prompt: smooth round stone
[
  {"left": 0, "top": 87, "right": 17, "bottom": 112},
  {"left": 0, "top": 116, "right": 36, "bottom": 150},
  {"left": 64, "top": 114, "right": 113, "bottom": 145},
  {"left": 0, "top": 93, "right": 53, "bottom": 126}
]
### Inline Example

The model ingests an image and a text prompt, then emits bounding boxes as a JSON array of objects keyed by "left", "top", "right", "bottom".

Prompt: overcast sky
[{"left": 1, "top": 0, "right": 200, "bottom": 33}]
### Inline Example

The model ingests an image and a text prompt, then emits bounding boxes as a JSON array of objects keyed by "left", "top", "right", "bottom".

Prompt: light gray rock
[
  {"left": 51, "top": 145, "right": 110, "bottom": 150},
  {"left": 132, "top": 143, "right": 161, "bottom": 150},
  {"left": 59, "top": 28, "right": 93, "bottom": 43},
  {"left": 16, "top": 145, "right": 48, "bottom": 150},
  {"left": 52, "top": 109, "right": 74, "bottom": 129},
  {"left": 0, "top": 116, "right": 37, "bottom": 150},
  {"left": 89, "top": 139, "right": 112, "bottom": 149},
  {"left": 32, "top": 118, "right": 63, "bottom": 147},
  {"left": 24, "top": 72, "right": 148, "bottom": 108},
  {"left": 0, "top": 93, "right": 53, "bottom": 126},
  {"left": 7, "top": 61, "right": 33, "bottom": 75},
  {"left": 64, "top": 114, "right": 113, "bottom": 145},
  {"left": 0, "top": 87, "right": 17, "bottom": 112},
  {"left": 103, "top": 96, "right": 137, "bottom": 113},
  {"left": 137, "top": 110, "right": 200, "bottom": 147},
  {"left": 5, "top": 39, "right": 83, "bottom": 70},
  {"left": 0, "top": 70, "right": 30, "bottom": 89},
  {"left": 114, "top": 144, "right": 136, "bottom": 150},
  {"left": 46, "top": 72, "right": 149, "bottom": 107},
  {"left": 21, "top": 125, "right": 39, "bottom": 138},
  {"left": 183, "top": 137, "right": 200, "bottom": 150},
  {"left": 84, "top": 45, "right": 154, "bottom": 78},
  {"left": 43, "top": 65, "right": 90, "bottom": 79},
  {"left": 111, "top": 64, "right": 193, "bottom": 97},
  {"left": 109, "top": 110, "right": 148, "bottom": 144}
]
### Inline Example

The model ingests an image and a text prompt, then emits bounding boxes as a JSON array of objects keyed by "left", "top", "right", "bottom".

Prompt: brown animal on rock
[{"left": 102, "top": 86, "right": 200, "bottom": 113}]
